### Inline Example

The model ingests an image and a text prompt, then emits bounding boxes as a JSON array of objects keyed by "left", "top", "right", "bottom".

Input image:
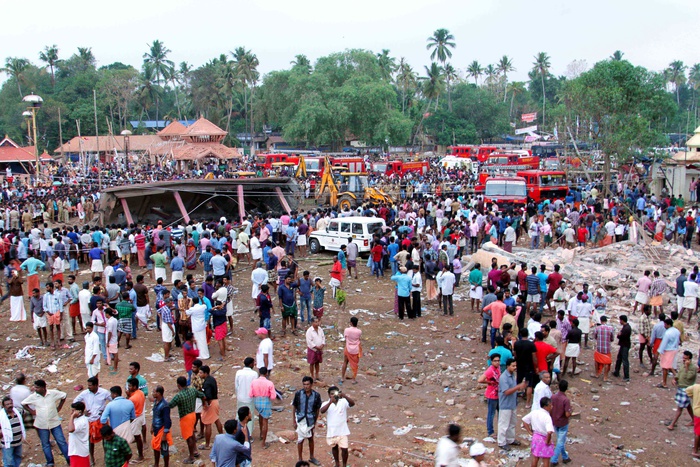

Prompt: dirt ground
[{"left": 1, "top": 246, "right": 697, "bottom": 467}]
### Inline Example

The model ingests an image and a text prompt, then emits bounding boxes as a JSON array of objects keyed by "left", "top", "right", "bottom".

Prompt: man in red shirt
[
  {"left": 484, "top": 292, "right": 507, "bottom": 349},
  {"left": 546, "top": 264, "right": 563, "bottom": 315},
  {"left": 534, "top": 330, "right": 559, "bottom": 373},
  {"left": 370, "top": 242, "right": 384, "bottom": 278},
  {"left": 517, "top": 262, "right": 528, "bottom": 302}
]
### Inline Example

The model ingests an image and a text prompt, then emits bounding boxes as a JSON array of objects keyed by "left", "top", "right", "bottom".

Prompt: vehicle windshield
[
  {"left": 539, "top": 174, "right": 567, "bottom": 186},
  {"left": 485, "top": 180, "right": 527, "bottom": 197},
  {"left": 255, "top": 155, "right": 266, "bottom": 164},
  {"left": 306, "top": 159, "right": 320, "bottom": 170},
  {"left": 373, "top": 163, "right": 387, "bottom": 172}
]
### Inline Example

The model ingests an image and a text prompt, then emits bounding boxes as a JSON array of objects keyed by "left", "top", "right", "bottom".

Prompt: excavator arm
[{"left": 315, "top": 156, "right": 339, "bottom": 206}]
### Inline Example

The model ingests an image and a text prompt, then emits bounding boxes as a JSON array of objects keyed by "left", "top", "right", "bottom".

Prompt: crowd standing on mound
[{"left": 2, "top": 161, "right": 700, "bottom": 466}]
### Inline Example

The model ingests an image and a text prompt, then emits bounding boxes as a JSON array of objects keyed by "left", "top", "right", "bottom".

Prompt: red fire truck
[{"left": 371, "top": 160, "right": 429, "bottom": 177}]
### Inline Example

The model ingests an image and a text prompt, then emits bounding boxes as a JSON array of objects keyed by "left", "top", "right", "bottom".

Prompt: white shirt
[
  {"left": 434, "top": 436, "right": 460, "bottom": 467},
  {"left": 251, "top": 268, "right": 268, "bottom": 286},
  {"left": 250, "top": 237, "right": 262, "bottom": 260},
  {"left": 438, "top": 271, "right": 456, "bottom": 295},
  {"left": 527, "top": 319, "right": 542, "bottom": 340},
  {"left": 684, "top": 280, "right": 699, "bottom": 299},
  {"left": 324, "top": 397, "right": 350, "bottom": 437},
  {"left": 235, "top": 367, "right": 258, "bottom": 403},
  {"left": 84, "top": 331, "right": 101, "bottom": 364},
  {"left": 21, "top": 389, "right": 67, "bottom": 429},
  {"left": 73, "top": 387, "right": 111, "bottom": 422},
  {"left": 522, "top": 408, "right": 554, "bottom": 435},
  {"left": 212, "top": 287, "right": 227, "bottom": 305},
  {"left": 256, "top": 337, "right": 274, "bottom": 370},
  {"left": 9, "top": 385, "right": 31, "bottom": 410},
  {"left": 504, "top": 226, "right": 516, "bottom": 243},
  {"left": 78, "top": 289, "right": 92, "bottom": 316},
  {"left": 68, "top": 414, "right": 90, "bottom": 457},
  {"left": 306, "top": 326, "right": 326, "bottom": 351},
  {"left": 105, "top": 317, "right": 119, "bottom": 345},
  {"left": 186, "top": 304, "right": 208, "bottom": 332},
  {"left": 531, "top": 381, "right": 553, "bottom": 414}
]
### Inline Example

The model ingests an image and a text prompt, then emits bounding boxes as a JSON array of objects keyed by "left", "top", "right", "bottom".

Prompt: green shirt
[
  {"left": 469, "top": 269, "right": 483, "bottom": 286},
  {"left": 677, "top": 364, "right": 698, "bottom": 388},
  {"left": 152, "top": 252, "right": 167, "bottom": 268},
  {"left": 115, "top": 301, "right": 135, "bottom": 320},
  {"left": 168, "top": 387, "right": 204, "bottom": 418},
  {"left": 103, "top": 435, "right": 132, "bottom": 467}
]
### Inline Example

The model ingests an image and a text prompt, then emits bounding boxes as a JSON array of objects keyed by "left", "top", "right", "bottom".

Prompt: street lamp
[
  {"left": 22, "top": 111, "right": 32, "bottom": 143},
  {"left": 22, "top": 93, "right": 43, "bottom": 185},
  {"left": 120, "top": 129, "right": 132, "bottom": 171}
]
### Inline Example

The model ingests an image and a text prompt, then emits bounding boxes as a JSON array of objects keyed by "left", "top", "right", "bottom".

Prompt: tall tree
[
  {"left": 1, "top": 57, "right": 30, "bottom": 97},
  {"left": 426, "top": 28, "right": 455, "bottom": 65},
  {"left": 497, "top": 55, "right": 515, "bottom": 102},
  {"left": 531, "top": 52, "right": 551, "bottom": 127},
  {"left": 466, "top": 60, "right": 483, "bottom": 86},
  {"left": 610, "top": 50, "right": 624, "bottom": 61},
  {"left": 396, "top": 58, "right": 417, "bottom": 114},
  {"left": 665, "top": 60, "right": 686, "bottom": 105},
  {"left": 443, "top": 63, "right": 458, "bottom": 111},
  {"left": 689, "top": 63, "right": 700, "bottom": 117},
  {"left": 507, "top": 81, "right": 526, "bottom": 118},
  {"left": 232, "top": 47, "right": 259, "bottom": 153},
  {"left": 77, "top": 47, "right": 96, "bottom": 69},
  {"left": 377, "top": 49, "right": 397, "bottom": 82},
  {"left": 290, "top": 54, "right": 312, "bottom": 74},
  {"left": 143, "top": 40, "right": 174, "bottom": 87},
  {"left": 39, "top": 45, "right": 59, "bottom": 89},
  {"left": 484, "top": 64, "right": 499, "bottom": 92}
]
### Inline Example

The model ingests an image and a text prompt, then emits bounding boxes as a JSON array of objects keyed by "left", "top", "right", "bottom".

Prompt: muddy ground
[{"left": 1, "top": 245, "right": 697, "bottom": 467}]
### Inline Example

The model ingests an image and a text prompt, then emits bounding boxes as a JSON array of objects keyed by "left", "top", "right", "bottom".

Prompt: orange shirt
[{"left": 129, "top": 389, "right": 146, "bottom": 417}]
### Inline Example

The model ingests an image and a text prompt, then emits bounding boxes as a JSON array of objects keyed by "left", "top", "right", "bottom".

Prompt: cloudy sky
[{"left": 2, "top": 0, "right": 698, "bottom": 83}]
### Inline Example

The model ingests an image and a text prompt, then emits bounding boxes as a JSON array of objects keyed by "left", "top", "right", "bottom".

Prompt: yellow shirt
[
  {"left": 685, "top": 384, "right": 700, "bottom": 414},
  {"left": 674, "top": 321, "right": 685, "bottom": 344}
]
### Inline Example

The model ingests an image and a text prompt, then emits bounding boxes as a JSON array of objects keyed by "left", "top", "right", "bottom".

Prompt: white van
[{"left": 308, "top": 216, "right": 386, "bottom": 255}]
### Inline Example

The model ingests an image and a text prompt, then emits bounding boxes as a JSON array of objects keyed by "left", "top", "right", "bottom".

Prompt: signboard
[
  {"left": 521, "top": 112, "right": 537, "bottom": 122},
  {"left": 515, "top": 125, "right": 538, "bottom": 135}
]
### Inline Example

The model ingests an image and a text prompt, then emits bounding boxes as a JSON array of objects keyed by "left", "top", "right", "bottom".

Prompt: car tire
[{"left": 309, "top": 238, "right": 321, "bottom": 254}]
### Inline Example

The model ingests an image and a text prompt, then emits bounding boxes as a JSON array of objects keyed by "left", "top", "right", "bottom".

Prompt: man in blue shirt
[
  {"left": 100, "top": 386, "right": 135, "bottom": 431},
  {"left": 199, "top": 246, "right": 213, "bottom": 276},
  {"left": 387, "top": 238, "right": 399, "bottom": 275},
  {"left": 209, "top": 419, "right": 251, "bottom": 467},
  {"left": 210, "top": 250, "right": 228, "bottom": 281},
  {"left": 170, "top": 252, "right": 185, "bottom": 284},
  {"left": 297, "top": 271, "right": 313, "bottom": 324},
  {"left": 536, "top": 265, "right": 549, "bottom": 313},
  {"left": 391, "top": 266, "right": 413, "bottom": 320},
  {"left": 278, "top": 275, "right": 298, "bottom": 336},
  {"left": 498, "top": 358, "right": 527, "bottom": 450}
]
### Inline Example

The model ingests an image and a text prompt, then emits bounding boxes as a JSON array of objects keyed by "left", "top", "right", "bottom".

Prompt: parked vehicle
[
  {"left": 308, "top": 216, "right": 386, "bottom": 255},
  {"left": 371, "top": 160, "right": 429, "bottom": 177}
]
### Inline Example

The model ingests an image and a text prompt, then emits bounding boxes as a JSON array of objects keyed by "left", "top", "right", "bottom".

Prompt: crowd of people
[{"left": 2, "top": 155, "right": 700, "bottom": 466}]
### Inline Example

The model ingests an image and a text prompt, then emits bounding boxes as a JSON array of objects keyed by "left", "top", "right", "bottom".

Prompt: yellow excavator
[{"left": 315, "top": 156, "right": 393, "bottom": 210}]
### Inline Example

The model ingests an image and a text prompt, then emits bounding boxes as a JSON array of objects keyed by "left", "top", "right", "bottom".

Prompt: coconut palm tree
[
  {"left": 232, "top": 47, "right": 260, "bottom": 153},
  {"left": 168, "top": 64, "right": 183, "bottom": 120},
  {"left": 532, "top": 52, "right": 551, "bottom": 127},
  {"left": 143, "top": 40, "right": 174, "bottom": 87},
  {"left": 665, "top": 60, "right": 687, "bottom": 105},
  {"left": 497, "top": 55, "right": 515, "bottom": 102},
  {"left": 484, "top": 64, "right": 499, "bottom": 92},
  {"left": 396, "top": 58, "right": 417, "bottom": 114},
  {"left": 689, "top": 63, "right": 700, "bottom": 116},
  {"left": 1, "top": 57, "right": 30, "bottom": 96},
  {"left": 466, "top": 60, "right": 483, "bottom": 86},
  {"left": 135, "top": 64, "right": 162, "bottom": 123},
  {"left": 39, "top": 45, "right": 59, "bottom": 89},
  {"left": 422, "top": 62, "right": 445, "bottom": 110},
  {"left": 443, "top": 64, "right": 458, "bottom": 111},
  {"left": 507, "top": 81, "right": 526, "bottom": 118},
  {"left": 426, "top": 28, "right": 455, "bottom": 65},
  {"left": 610, "top": 50, "right": 624, "bottom": 61},
  {"left": 377, "top": 49, "right": 397, "bottom": 82},
  {"left": 77, "top": 47, "right": 96, "bottom": 69},
  {"left": 290, "top": 54, "right": 312, "bottom": 73}
]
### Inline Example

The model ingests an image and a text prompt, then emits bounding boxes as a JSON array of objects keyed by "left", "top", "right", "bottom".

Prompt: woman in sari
[{"left": 186, "top": 239, "right": 197, "bottom": 270}]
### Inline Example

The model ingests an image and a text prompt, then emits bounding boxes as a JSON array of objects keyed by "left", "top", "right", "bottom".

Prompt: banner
[
  {"left": 515, "top": 125, "right": 538, "bottom": 135},
  {"left": 521, "top": 112, "right": 537, "bottom": 122}
]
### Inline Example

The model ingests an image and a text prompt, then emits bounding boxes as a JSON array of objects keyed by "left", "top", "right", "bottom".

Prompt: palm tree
[
  {"left": 689, "top": 63, "right": 700, "bottom": 116},
  {"left": 466, "top": 60, "right": 483, "bottom": 86},
  {"left": 610, "top": 50, "right": 624, "bottom": 61},
  {"left": 167, "top": 64, "right": 183, "bottom": 120},
  {"left": 377, "top": 49, "right": 397, "bottom": 81},
  {"left": 232, "top": 47, "right": 260, "bottom": 154},
  {"left": 497, "top": 55, "right": 515, "bottom": 102},
  {"left": 507, "top": 81, "right": 526, "bottom": 118},
  {"left": 532, "top": 52, "right": 551, "bottom": 127},
  {"left": 1, "top": 57, "right": 30, "bottom": 96},
  {"left": 143, "top": 40, "right": 174, "bottom": 87},
  {"left": 426, "top": 28, "right": 455, "bottom": 65},
  {"left": 135, "top": 65, "right": 162, "bottom": 123},
  {"left": 39, "top": 45, "right": 59, "bottom": 89},
  {"left": 422, "top": 62, "right": 445, "bottom": 110},
  {"left": 484, "top": 64, "right": 499, "bottom": 92},
  {"left": 290, "top": 54, "right": 312, "bottom": 73},
  {"left": 396, "top": 58, "right": 417, "bottom": 114},
  {"left": 443, "top": 64, "right": 458, "bottom": 111},
  {"left": 665, "top": 60, "right": 687, "bottom": 105},
  {"left": 77, "top": 47, "right": 96, "bottom": 68}
]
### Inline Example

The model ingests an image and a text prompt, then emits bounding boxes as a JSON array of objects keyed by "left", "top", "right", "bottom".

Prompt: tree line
[{"left": 0, "top": 30, "right": 693, "bottom": 161}]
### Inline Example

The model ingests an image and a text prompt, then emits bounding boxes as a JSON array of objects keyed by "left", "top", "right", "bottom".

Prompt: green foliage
[{"left": 561, "top": 59, "right": 676, "bottom": 164}]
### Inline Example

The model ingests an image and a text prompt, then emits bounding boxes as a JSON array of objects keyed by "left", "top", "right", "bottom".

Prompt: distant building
[
  {"left": 0, "top": 135, "right": 52, "bottom": 177},
  {"left": 651, "top": 125, "right": 700, "bottom": 198}
]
